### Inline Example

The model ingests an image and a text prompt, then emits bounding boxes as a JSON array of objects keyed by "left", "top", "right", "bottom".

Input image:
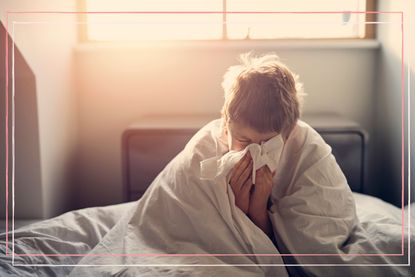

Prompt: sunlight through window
[{"left": 83, "top": 0, "right": 369, "bottom": 41}]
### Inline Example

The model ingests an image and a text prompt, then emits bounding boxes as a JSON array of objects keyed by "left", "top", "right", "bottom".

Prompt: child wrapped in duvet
[{"left": 70, "top": 53, "right": 412, "bottom": 277}]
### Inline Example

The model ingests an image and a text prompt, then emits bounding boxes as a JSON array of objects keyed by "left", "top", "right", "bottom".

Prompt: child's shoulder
[
  {"left": 172, "top": 119, "right": 225, "bottom": 176},
  {"left": 184, "top": 119, "right": 226, "bottom": 158},
  {"left": 293, "top": 120, "right": 328, "bottom": 145},
  {"left": 286, "top": 119, "right": 332, "bottom": 160}
]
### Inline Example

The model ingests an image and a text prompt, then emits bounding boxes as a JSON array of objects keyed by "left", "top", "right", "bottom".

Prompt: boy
[
  {"left": 212, "top": 53, "right": 408, "bottom": 277},
  {"left": 219, "top": 52, "right": 304, "bottom": 239},
  {"left": 73, "top": 53, "right": 405, "bottom": 277}
]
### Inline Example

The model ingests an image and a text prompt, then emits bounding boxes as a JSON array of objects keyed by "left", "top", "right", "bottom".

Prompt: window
[{"left": 80, "top": 0, "right": 375, "bottom": 41}]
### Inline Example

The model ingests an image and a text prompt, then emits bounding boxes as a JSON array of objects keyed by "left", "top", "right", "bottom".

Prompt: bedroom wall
[
  {"left": 74, "top": 42, "right": 379, "bottom": 208},
  {"left": 0, "top": 1, "right": 78, "bottom": 218},
  {"left": 2, "top": 1, "right": 411, "bottom": 217},
  {"left": 374, "top": 0, "right": 415, "bottom": 206},
  {"left": 0, "top": 22, "right": 43, "bottom": 220}
]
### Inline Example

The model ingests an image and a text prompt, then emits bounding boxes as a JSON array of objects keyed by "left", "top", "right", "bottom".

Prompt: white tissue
[{"left": 200, "top": 134, "right": 284, "bottom": 184}]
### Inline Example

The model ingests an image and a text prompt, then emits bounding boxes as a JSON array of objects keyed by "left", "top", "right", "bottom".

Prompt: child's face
[{"left": 226, "top": 120, "right": 279, "bottom": 151}]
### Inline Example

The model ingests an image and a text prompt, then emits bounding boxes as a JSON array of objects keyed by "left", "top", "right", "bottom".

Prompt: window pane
[
  {"left": 85, "top": 0, "right": 223, "bottom": 41},
  {"left": 84, "top": 0, "right": 369, "bottom": 40},
  {"left": 226, "top": 0, "right": 367, "bottom": 39}
]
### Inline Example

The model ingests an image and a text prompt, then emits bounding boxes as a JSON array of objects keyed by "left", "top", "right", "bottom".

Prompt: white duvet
[{"left": 1, "top": 119, "right": 414, "bottom": 276}]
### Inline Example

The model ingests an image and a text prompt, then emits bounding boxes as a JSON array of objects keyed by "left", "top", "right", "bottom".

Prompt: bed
[{"left": 0, "top": 114, "right": 413, "bottom": 276}]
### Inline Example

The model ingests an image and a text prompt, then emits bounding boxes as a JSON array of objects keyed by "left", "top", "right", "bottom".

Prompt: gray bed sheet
[{"left": 0, "top": 193, "right": 413, "bottom": 276}]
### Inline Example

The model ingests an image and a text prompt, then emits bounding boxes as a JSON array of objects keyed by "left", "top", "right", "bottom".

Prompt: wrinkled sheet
[
  {"left": 68, "top": 119, "right": 289, "bottom": 277},
  {"left": 266, "top": 120, "right": 414, "bottom": 276},
  {"left": 0, "top": 197, "right": 414, "bottom": 276},
  {"left": 0, "top": 119, "right": 414, "bottom": 276},
  {"left": 0, "top": 202, "right": 135, "bottom": 276}
]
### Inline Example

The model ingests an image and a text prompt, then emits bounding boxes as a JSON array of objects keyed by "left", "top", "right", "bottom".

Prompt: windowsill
[{"left": 74, "top": 39, "right": 380, "bottom": 51}]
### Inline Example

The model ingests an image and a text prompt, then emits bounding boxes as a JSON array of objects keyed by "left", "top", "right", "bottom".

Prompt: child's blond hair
[{"left": 221, "top": 52, "right": 304, "bottom": 137}]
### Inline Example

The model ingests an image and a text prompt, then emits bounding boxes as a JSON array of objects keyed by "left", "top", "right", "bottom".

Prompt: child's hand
[
  {"left": 247, "top": 166, "right": 275, "bottom": 237},
  {"left": 248, "top": 167, "right": 274, "bottom": 216},
  {"left": 229, "top": 153, "right": 253, "bottom": 214}
]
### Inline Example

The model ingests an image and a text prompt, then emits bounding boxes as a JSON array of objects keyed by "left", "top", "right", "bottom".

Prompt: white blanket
[
  {"left": 70, "top": 119, "right": 413, "bottom": 276},
  {"left": 70, "top": 119, "right": 290, "bottom": 276},
  {"left": 266, "top": 120, "right": 412, "bottom": 276},
  {"left": 2, "top": 119, "right": 413, "bottom": 276}
]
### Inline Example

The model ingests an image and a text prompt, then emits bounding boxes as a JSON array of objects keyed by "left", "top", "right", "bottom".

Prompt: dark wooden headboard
[{"left": 122, "top": 114, "right": 367, "bottom": 202}]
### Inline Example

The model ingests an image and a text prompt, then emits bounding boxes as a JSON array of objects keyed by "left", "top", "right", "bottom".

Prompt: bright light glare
[
  {"left": 86, "top": 0, "right": 223, "bottom": 41},
  {"left": 85, "top": 0, "right": 367, "bottom": 41},
  {"left": 227, "top": 0, "right": 366, "bottom": 39}
]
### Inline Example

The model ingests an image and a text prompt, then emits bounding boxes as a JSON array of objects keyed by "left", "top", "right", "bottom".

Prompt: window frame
[{"left": 77, "top": 0, "right": 377, "bottom": 43}]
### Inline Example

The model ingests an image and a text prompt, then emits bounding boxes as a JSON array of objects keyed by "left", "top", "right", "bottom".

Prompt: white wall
[
  {"left": 375, "top": 0, "right": 415, "bottom": 205},
  {"left": 0, "top": 1, "right": 78, "bottom": 218},
  {"left": 3, "top": 1, "right": 411, "bottom": 216},
  {"left": 74, "top": 42, "right": 378, "bottom": 208}
]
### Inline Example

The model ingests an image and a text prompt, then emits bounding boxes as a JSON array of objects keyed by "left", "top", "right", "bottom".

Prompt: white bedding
[
  {"left": 0, "top": 119, "right": 414, "bottom": 276},
  {"left": 0, "top": 195, "right": 413, "bottom": 276}
]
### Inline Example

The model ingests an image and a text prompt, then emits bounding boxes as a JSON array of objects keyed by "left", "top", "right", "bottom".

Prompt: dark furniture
[{"left": 122, "top": 114, "right": 367, "bottom": 202}]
